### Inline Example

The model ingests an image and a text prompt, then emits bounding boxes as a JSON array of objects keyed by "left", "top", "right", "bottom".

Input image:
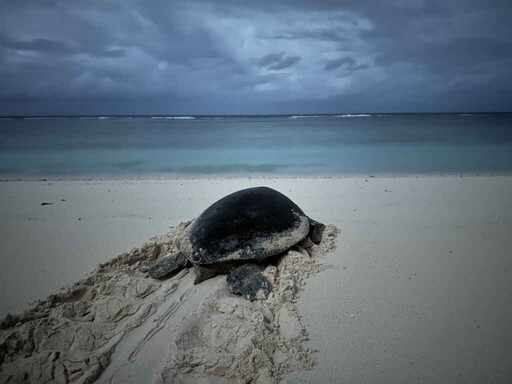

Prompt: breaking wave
[
  {"left": 334, "top": 114, "right": 372, "bottom": 118},
  {"left": 151, "top": 116, "right": 196, "bottom": 120},
  {"left": 288, "top": 115, "right": 328, "bottom": 119},
  {"left": 288, "top": 114, "right": 373, "bottom": 119},
  {"left": 22, "top": 117, "right": 65, "bottom": 120}
]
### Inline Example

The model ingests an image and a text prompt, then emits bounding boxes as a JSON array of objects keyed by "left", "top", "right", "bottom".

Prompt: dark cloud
[
  {"left": 1, "top": 37, "right": 75, "bottom": 55},
  {"left": 266, "top": 28, "right": 346, "bottom": 42},
  {"left": 325, "top": 57, "right": 369, "bottom": 75},
  {"left": 353, "top": 63, "right": 369, "bottom": 71},
  {"left": 258, "top": 52, "right": 284, "bottom": 67},
  {"left": 90, "top": 49, "right": 126, "bottom": 59},
  {"left": 0, "top": 35, "right": 126, "bottom": 59},
  {"left": 325, "top": 57, "right": 355, "bottom": 71},
  {"left": 0, "top": 0, "right": 511, "bottom": 114},
  {"left": 375, "top": 37, "right": 512, "bottom": 73},
  {"left": 267, "top": 56, "right": 301, "bottom": 70},
  {"left": 258, "top": 53, "right": 301, "bottom": 71}
]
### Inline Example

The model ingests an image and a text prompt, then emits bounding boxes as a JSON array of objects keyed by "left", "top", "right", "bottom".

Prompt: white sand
[
  {"left": 0, "top": 180, "right": 338, "bottom": 383},
  {"left": 1, "top": 176, "right": 512, "bottom": 382}
]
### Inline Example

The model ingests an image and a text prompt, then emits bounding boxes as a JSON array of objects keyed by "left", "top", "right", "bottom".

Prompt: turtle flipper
[
  {"left": 308, "top": 218, "right": 326, "bottom": 244},
  {"left": 193, "top": 265, "right": 218, "bottom": 284},
  {"left": 227, "top": 263, "right": 272, "bottom": 301},
  {"left": 148, "top": 252, "right": 189, "bottom": 279}
]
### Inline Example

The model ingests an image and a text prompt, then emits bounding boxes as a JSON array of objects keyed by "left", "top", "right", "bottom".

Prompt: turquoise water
[{"left": 1, "top": 114, "right": 512, "bottom": 178}]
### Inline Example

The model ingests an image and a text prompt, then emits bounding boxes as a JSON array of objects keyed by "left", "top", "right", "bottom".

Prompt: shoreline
[{"left": 2, "top": 170, "right": 512, "bottom": 182}]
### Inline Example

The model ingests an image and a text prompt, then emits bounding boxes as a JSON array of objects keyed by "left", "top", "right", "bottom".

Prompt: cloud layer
[{"left": 1, "top": 0, "right": 511, "bottom": 114}]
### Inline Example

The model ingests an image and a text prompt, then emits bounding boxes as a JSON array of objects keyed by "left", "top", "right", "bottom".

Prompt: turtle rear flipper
[
  {"left": 193, "top": 265, "right": 218, "bottom": 284},
  {"left": 193, "top": 262, "right": 236, "bottom": 284},
  {"left": 227, "top": 263, "right": 272, "bottom": 301},
  {"left": 148, "top": 252, "right": 189, "bottom": 279}
]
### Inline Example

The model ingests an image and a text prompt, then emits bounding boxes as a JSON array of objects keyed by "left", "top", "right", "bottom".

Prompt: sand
[
  {"left": 1, "top": 176, "right": 512, "bottom": 383},
  {"left": 0, "top": 219, "right": 338, "bottom": 383}
]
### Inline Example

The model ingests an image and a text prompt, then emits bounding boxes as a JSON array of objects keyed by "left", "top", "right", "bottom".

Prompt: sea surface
[{"left": 1, "top": 113, "right": 512, "bottom": 179}]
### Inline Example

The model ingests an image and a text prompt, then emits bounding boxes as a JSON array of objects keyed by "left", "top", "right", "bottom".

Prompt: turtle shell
[{"left": 175, "top": 186, "right": 309, "bottom": 265}]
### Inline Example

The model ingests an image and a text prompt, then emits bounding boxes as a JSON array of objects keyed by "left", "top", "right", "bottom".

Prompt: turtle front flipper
[
  {"left": 227, "top": 263, "right": 272, "bottom": 301},
  {"left": 148, "top": 252, "right": 189, "bottom": 279},
  {"left": 307, "top": 218, "right": 326, "bottom": 244}
]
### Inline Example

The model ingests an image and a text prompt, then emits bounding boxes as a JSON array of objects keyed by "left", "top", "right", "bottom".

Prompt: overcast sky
[{"left": 1, "top": 0, "right": 511, "bottom": 115}]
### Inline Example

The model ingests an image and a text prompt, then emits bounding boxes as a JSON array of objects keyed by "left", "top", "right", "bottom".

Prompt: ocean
[{"left": 1, "top": 113, "right": 512, "bottom": 179}]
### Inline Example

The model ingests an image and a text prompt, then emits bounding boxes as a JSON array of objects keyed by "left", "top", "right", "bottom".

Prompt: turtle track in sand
[{"left": 0, "top": 222, "right": 338, "bottom": 384}]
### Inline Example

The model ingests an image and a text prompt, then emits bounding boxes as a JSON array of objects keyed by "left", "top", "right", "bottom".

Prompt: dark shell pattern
[{"left": 175, "top": 186, "right": 310, "bottom": 265}]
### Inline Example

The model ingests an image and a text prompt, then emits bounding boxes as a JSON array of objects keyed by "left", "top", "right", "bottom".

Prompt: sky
[{"left": 1, "top": 0, "right": 511, "bottom": 115}]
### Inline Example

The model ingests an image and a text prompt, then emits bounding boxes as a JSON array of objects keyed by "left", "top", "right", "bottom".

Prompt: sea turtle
[{"left": 148, "top": 186, "right": 325, "bottom": 300}]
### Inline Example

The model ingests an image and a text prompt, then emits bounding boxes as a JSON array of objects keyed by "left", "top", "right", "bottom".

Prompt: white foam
[
  {"left": 151, "top": 116, "right": 196, "bottom": 120},
  {"left": 77, "top": 116, "right": 114, "bottom": 120},
  {"left": 288, "top": 115, "right": 326, "bottom": 119},
  {"left": 23, "top": 117, "right": 63, "bottom": 120},
  {"left": 334, "top": 114, "right": 372, "bottom": 118}
]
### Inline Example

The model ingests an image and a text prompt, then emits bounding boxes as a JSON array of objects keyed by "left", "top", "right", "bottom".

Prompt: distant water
[{"left": 1, "top": 114, "right": 512, "bottom": 179}]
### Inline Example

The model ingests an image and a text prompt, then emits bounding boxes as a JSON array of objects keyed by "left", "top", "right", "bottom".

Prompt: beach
[
  {"left": 2, "top": 0, "right": 512, "bottom": 381},
  {"left": 1, "top": 176, "right": 511, "bottom": 383}
]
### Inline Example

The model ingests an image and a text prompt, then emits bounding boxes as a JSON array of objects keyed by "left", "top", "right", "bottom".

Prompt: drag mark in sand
[
  {"left": 128, "top": 273, "right": 192, "bottom": 362},
  {"left": 0, "top": 221, "right": 338, "bottom": 383},
  {"left": 0, "top": 225, "right": 184, "bottom": 384}
]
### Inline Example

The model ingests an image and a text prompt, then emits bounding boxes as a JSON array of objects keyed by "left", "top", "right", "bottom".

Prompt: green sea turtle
[{"left": 148, "top": 186, "right": 325, "bottom": 300}]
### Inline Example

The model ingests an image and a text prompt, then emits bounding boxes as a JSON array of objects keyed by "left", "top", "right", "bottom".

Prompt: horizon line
[{"left": 2, "top": 111, "right": 512, "bottom": 118}]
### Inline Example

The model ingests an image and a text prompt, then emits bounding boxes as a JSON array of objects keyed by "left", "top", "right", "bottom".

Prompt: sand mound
[{"left": 0, "top": 223, "right": 338, "bottom": 384}]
